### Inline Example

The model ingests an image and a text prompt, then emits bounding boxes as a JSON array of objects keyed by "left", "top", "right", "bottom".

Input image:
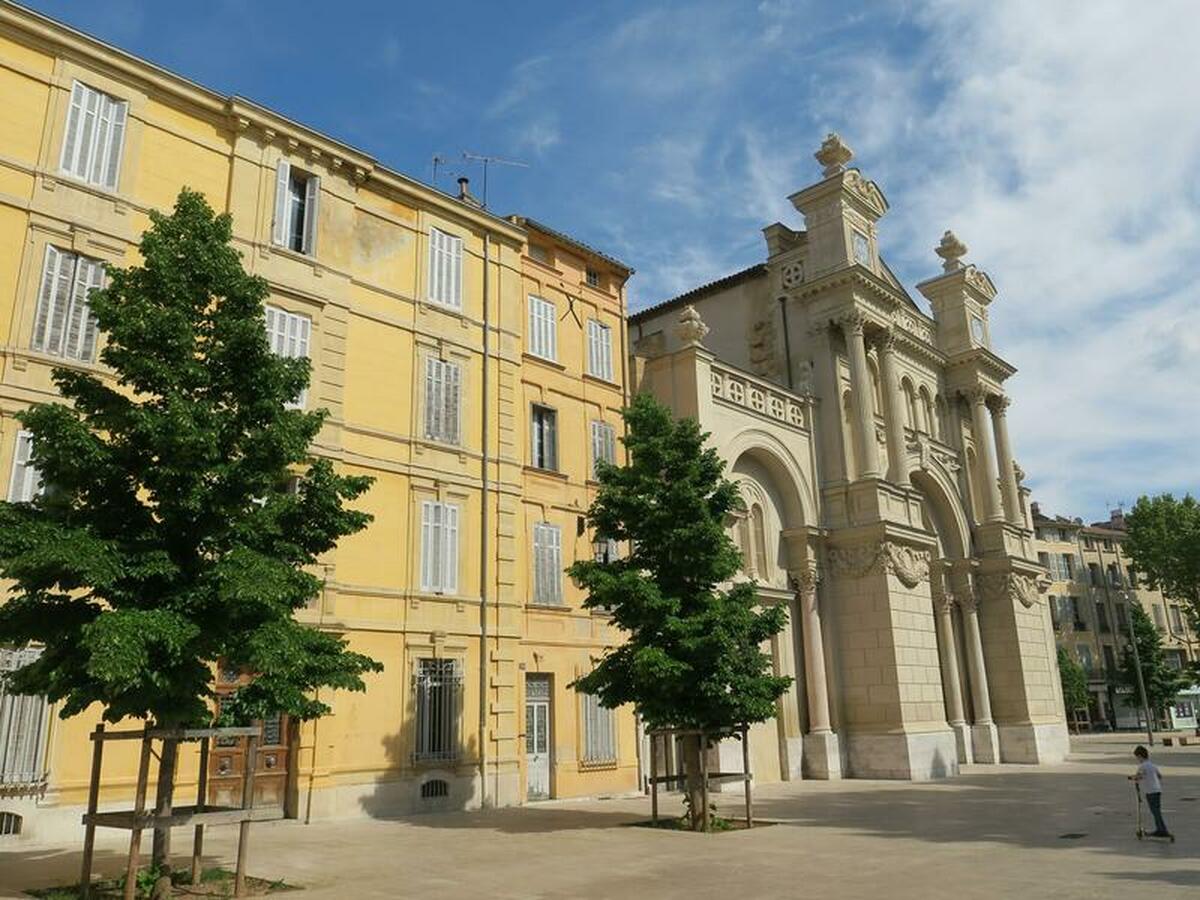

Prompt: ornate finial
[
  {"left": 815, "top": 132, "right": 854, "bottom": 178},
  {"left": 676, "top": 304, "right": 710, "bottom": 346},
  {"left": 935, "top": 230, "right": 968, "bottom": 272}
]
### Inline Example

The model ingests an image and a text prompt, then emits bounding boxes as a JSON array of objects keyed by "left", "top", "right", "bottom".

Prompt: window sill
[
  {"left": 420, "top": 297, "right": 467, "bottom": 317},
  {"left": 523, "top": 352, "right": 565, "bottom": 371},
  {"left": 524, "top": 465, "right": 567, "bottom": 481},
  {"left": 527, "top": 601, "right": 571, "bottom": 613},
  {"left": 578, "top": 760, "right": 619, "bottom": 772},
  {"left": 582, "top": 372, "right": 620, "bottom": 389},
  {"left": 268, "top": 243, "right": 318, "bottom": 265}
]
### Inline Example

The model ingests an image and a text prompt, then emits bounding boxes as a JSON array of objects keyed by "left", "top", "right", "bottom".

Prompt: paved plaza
[{"left": 3, "top": 734, "right": 1197, "bottom": 900}]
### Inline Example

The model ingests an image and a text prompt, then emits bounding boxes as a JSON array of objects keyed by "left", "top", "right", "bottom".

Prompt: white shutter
[
  {"left": 0, "top": 646, "right": 51, "bottom": 787},
  {"left": 302, "top": 174, "right": 320, "bottom": 255},
  {"left": 425, "top": 358, "right": 441, "bottom": 441},
  {"left": 428, "top": 229, "right": 442, "bottom": 305},
  {"left": 448, "top": 233, "right": 462, "bottom": 308},
  {"left": 421, "top": 501, "right": 439, "bottom": 591},
  {"left": 549, "top": 524, "right": 562, "bottom": 603},
  {"left": 533, "top": 524, "right": 545, "bottom": 603},
  {"left": 103, "top": 98, "right": 127, "bottom": 190},
  {"left": 65, "top": 257, "right": 103, "bottom": 361},
  {"left": 446, "top": 361, "right": 461, "bottom": 444},
  {"left": 88, "top": 92, "right": 114, "bottom": 186},
  {"left": 272, "top": 160, "right": 291, "bottom": 247},
  {"left": 444, "top": 504, "right": 459, "bottom": 594},
  {"left": 7, "top": 431, "right": 42, "bottom": 503},
  {"left": 264, "top": 305, "right": 312, "bottom": 408},
  {"left": 73, "top": 86, "right": 100, "bottom": 180},
  {"left": 60, "top": 82, "right": 85, "bottom": 175},
  {"left": 295, "top": 314, "right": 311, "bottom": 408},
  {"left": 545, "top": 408, "right": 557, "bottom": 470},
  {"left": 32, "top": 246, "right": 64, "bottom": 353}
]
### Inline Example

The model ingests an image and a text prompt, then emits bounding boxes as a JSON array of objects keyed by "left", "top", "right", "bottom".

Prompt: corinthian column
[
  {"left": 959, "top": 586, "right": 999, "bottom": 763},
  {"left": 988, "top": 396, "right": 1021, "bottom": 525},
  {"left": 841, "top": 313, "right": 881, "bottom": 479},
  {"left": 931, "top": 564, "right": 969, "bottom": 763},
  {"left": 875, "top": 329, "right": 910, "bottom": 487},
  {"left": 810, "top": 322, "right": 846, "bottom": 482},
  {"left": 967, "top": 388, "right": 1004, "bottom": 523},
  {"left": 793, "top": 564, "right": 841, "bottom": 779}
]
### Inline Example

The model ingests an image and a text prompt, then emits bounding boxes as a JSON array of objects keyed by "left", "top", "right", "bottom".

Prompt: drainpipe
[
  {"left": 479, "top": 232, "right": 492, "bottom": 807},
  {"left": 778, "top": 296, "right": 793, "bottom": 391}
]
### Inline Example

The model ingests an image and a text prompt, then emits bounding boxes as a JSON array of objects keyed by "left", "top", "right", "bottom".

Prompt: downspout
[
  {"left": 778, "top": 296, "right": 793, "bottom": 390},
  {"left": 479, "top": 232, "right": 492, "bottom": 807}
]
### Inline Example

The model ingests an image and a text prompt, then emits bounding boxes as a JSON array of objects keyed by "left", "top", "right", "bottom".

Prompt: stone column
[
  {"left": 967, "top": 388, "right": 1004, "bottom": 523},
  {"left": 989, "top": 396, "right": 1021, "bottom": 525},
  {"left": 875, "top": 329, "right": 910, "bottom": 487},
  {"left": 794, "top": 565, "right": 841, "bottom": 779},
  {"left": 841, "top": 312, "right": 881, "bottom": 479},
  {"left": 931, "top": 565, "right": 970, "bottom": 763},
  {"left": 810, "top": 323, "right": 846, "bottom": 482},
  {"left": 959, "top": 586, "right": 999, "bottom": 763}
]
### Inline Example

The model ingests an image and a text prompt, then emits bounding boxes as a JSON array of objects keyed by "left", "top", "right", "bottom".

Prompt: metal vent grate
[
  {"left": 0, "top": 812, "right": 22, "bottom": 836},
  {"left": 421, "top": 779, "right": 449, "bottom": 799}
]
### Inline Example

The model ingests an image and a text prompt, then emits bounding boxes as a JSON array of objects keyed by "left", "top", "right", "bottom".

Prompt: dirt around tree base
[
  {"left": 631, "top": 818, "right": 777, "bottom": 833},
  {"left": 28, "top": 866, "right": 298, "bottom": 899}
]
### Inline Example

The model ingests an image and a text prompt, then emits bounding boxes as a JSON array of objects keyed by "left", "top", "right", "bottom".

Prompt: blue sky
[{"left": 22, "top": 0, "right": 1200, "bottom": 522}]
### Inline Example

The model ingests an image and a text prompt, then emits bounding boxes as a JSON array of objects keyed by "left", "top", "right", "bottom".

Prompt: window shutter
[
  {"left": 444, "top": 504, "right": 459, "bottom": 594},
  {"left": 273, "top": 160, "right": 291, "bottom": 246},
  {"left": 45, "top": 251, "right": 74, "bottom": 356},
  {"left": 65, "top": 257, "right": 102, "bottom": 361},
  {"left": 32, "top": 247, "right": 62, "bottom": 353},
  {"left": 302, "top": 174, "right": 320, "bottom": 255},
  {"left": 533, "top": 524, "right": 545, "bottom": 603},
  {"left": 425, "top": 358, "right": 440, "bottom": 440},
  {"left": 449, "top": 233, "right": 462, "bottom": 308},
  {"left": 549, "top": 525, "right": 562, "bottom": 603},
  {"left": 295, "top": 314, "right": 311, "bottom": 407},
  {"left": 546, "top": 409, "right": 557, "bottom": 470},
  {"left": 428, "top": 229, "right": 442, "bottom": 304},
  {"left": 88, "top": 93, "right": 115, "bottom": 186},
  {"left": 588, "top": 321, "right": 598, "bottom": 376},
  {"left": 420, "top": 501, "right": 437, "bottom": 591},
  {"left": 103, "top": 98, "right": 127, "bottom": 190},
  {"left": 446, "top": 361, "right": 461, "bottom": 444},
  {"left": 60, "top": 82, "right": 85, "bottom": 174},
  {"left": 8, "top": 431, "right": 41, "bottom": 503}
]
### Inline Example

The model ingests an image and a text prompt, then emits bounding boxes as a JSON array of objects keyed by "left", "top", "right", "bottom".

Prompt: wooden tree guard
[
  {"left": 79, "top": 723, "right": 281, "bottom": 900},
  {"left": 646, "top": 724, "right": 754, "bottom": 832}
]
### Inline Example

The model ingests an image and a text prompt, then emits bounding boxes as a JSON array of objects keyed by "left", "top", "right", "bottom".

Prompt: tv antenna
[
  {"left": 431, "top": 154, "right": 456, "bottom": 187},
  {"left": 461, "top": 151, "right": 528, "bottom": 208}
]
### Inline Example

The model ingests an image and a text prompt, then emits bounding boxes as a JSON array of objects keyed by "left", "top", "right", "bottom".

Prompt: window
[
  {"left": 1176, "top": 701, "right": 1195, "bottom": 719},
  {"left": 1076, "top": 644, "right": 1093, "bottom": 675},
  {"left": 851, "top": 229, "right": 871, "bottom": 266},
  {"left": 1127, "top": 566, "right": 1138, "bottom": 588},
  {"left": 1169, "top": 606, "right": 1184, "bottom": 632},
  {"left": 32, "top": 246, "right": 104, "bottom": 362},
  {"left": 1103, "top": 645, "right": 1117, "bottom": 674},
  {"left": 531, "top": 405, "right": 558, "bottom": 471},
  {"left": 586, "top": 319, "right": 613, "bottom": 381},
  {"left": 1107, "top": 564, "right": 1122, "bottom": 587},
  {"left": 1038, "top": 552, "right": 1050, "bottom": 571},
  {"left": 1088, "top": 563, "right": 1102, "bottom": 587},
  {"left": 1115, "top": 603, "right": 1128, "bottom": 629},
  {"left": 424, "top": 358, "right": 461, "bottom": 444},
  {"left": 590, "top": 420, "right": 616, "bottom": 478},
  {"left": 1095, "top": 601, "right": 1110, "bottom": 633},
  {"left": 0, "top": 646, "right": 51, "bottom": 788},
  {"left": 751, "top": 504, "right": 769, "bottom": 578},
  {"left": 264, "top": 305, "right": 311, "bottom": 409},
  {"left": 1165, "top": 649, "right": 1185, "bottom": 671},
  {"left": 528, "top": 295, "right": 557, "bottom": 361},
  {"left": 529, "top": 244, "right": 551, "bottom": 265},
  {"left": 585, "top": 267, "right": 601, "bottom": 289},
  {"left": 1152, "top": 605, "right": 1165, "bottom": 630},
  {"left": 413, "top": 658, "right": 461, "bottom": 762},
  {"left": 427, "top": 227, "right": 464, "bottom": 309},
  {"left": 7, "top": 431, "right": 43, "bottom": 504},
  {"left": 60, "top": 81, "right": 127, "bottom": 190},
  {"left": 1071, "top": 597, "right": 1086, "bottom": 630},
  {"left": 1049, "top": 595, "right": 1061, "bottom": 631},
  {"left": 532, "top": 522, "right": 563, "bottom": 605},
  {"left": 580, "top": 691, "right": 616, "bottom": 764},
  {"left": 272, "top": 161, "right": 319, "bottom": 255},
  {"left": 420, "top": 501, "right": 459, "bottom": 594}
]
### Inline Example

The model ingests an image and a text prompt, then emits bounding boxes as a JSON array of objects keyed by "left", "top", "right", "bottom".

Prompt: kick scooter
[{"left": 1134, "top": 782, "right": 1176, "bottom": 842}]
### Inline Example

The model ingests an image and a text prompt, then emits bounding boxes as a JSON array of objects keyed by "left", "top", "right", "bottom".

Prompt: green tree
[
  {"left": 1125, "top": 494, "right": 1200, "bottom": 626},
  {"left": 0, "top": 190, "right": 381, "bottom": 871},
  {"left": 569, "top": 393, "right": 791, "bottom": 830},
  {"left": 1118, "top": 604, "right": 1189, "bottom": 727},
  {"left": 1056, "top": 646, "right": 1089, "bottom": 731}
]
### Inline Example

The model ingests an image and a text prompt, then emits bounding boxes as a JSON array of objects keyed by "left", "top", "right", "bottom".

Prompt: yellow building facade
[{"left": 0, "top": 2, "right": 636, "bottom": 843}]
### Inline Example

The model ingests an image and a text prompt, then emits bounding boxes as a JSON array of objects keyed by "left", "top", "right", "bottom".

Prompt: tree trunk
[
  {"left": 681, "top": 734, "right": 706, "bottom": 832},
  {"left": 151, "top": 737, "right": 179, "bottom": 873}
]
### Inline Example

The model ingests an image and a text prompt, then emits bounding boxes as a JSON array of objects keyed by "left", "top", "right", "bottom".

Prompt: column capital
[
  {"left": 788, "top": 564, "right": 821, "bottom": 598},
  {"left": 837, "top": 309, "right": 868, "bottom": 335},
  {"left": 963, "top": 385, "right": 991, "bottom": 407},
  {"left": 871, "top": 325, "right": 898, "bottom": 353},
  {"left": 987, "top": 394, "right": 1012, "bottom": 415}
]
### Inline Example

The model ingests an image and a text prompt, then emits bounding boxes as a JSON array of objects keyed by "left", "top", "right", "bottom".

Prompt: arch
[
  {"left": 910, "top": 467, "right": 971, "bottom": 561},
  {"left": 722, "top": 428, "right": 813, "bottom": 530}
]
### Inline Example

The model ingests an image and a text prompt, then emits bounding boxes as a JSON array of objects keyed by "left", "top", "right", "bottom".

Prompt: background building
[
  {"left": 0, "top": 1, "right": 635, "bottom": 843},
  {"left": 1033, "top": 505, "right": 1199, "bottom": 732}
]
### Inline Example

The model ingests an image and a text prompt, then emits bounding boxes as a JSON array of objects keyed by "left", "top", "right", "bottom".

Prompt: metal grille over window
[
  {"left": 424, "top": 358, "right": 461, "bottom": 444},
  {"left": 414, "top": 659, "right": 461, "bottom": 762},
  {"left": 428, "top": 227, "right": 463, "bottom": 309},
  {"left": 0, "top": 646, "right": 51, "bottom": 789},
  {"left": 532, "top": 522, "right": 563, "bottom": 605},
  {"left": 32, "top": 246, "right": 103, "bottom": 362},
  {"left": 60, "top": 81, "right": 127, "bottom": 190},
  {"left": 580, "top": 691, "right": 616, "bottom": 764},
  {"left": 587, "top": 319, "right": 613, "bottom": 381},
  {"left": 264, "top": 305, "right": 312, "bottom": 409}
]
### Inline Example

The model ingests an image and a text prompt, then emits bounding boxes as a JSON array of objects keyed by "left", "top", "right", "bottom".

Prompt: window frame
[
  {"left": 31, "top": 245, "right": 104, "bottom": 362},
  {"left": 586, "top": 318, "right": 614, "bottom": 381},
  {"left": 527, "top": 294, "right": 558, "bottom": 362},
  {"left": 0, "top": 645, "right": 52, "bottom": 788},
  {"left": 424, "top": 357, "right": 462, "bottom": 445},
  {"left": 272, "top": 160, "right": 320, "bottom": 256},
  {"left": 532, "top": 521, "right": 563, "bottom": 606},
  {"left": 59, "top": 80, "right": 128, "bottom": 191},
  {"left": 419, "top": 500, "right": 460, "bottom": 595},
  {"left": 7, "top": 430, "right": 43, "bottom": 504},
  {"left": 413, "top": 657, "right": 462, "bottom": 762},
  {"left": 531, "top": 404, "right": 558, "bottom": 471},
  {"left": 579, "top": 690, "right": 617, "bottom": 765},
  {"left": 427, "top": 227, "right": 464, "bottom": 310},
  {"left": 590, "top": 420, "right": 616, "bottom": 478}
]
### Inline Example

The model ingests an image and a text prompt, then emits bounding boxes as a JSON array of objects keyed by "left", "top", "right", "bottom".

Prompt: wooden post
[
  {"left": 191, "top": 736, "right": 210, "bottom": 885},
  {"left": 124, "top": 731, "right": 153, "bottom": 900},
  {"left": 649, "top": 732, "right": 659, "bottom": 824},
  {"left": 699, "top": 731, "right": 709, "bottom": 833},
  {"left": 741, "top": 723, "right": 752, "bottom": 829},
  {"left": 80, "top": 723, "right": 106, "bottom": 900},
  {"left": 234, "top": 732, "right": 259, "bottom": 898}
]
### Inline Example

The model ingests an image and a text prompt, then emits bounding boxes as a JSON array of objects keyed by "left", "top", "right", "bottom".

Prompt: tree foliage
[
  {"left": 0, "top": 189, "right": 381, "bottom": 730},
  {"left": 1056, "top": 646, "right": 1089, "bottom": 722},
  {"left": 1117, "top": 604, "right": 1190, "bottom": 721},
  {"left": 569, "top": 393, "right": 791, "bottom": 734},
  {"left": 1125, "top": 494, "right": 1200, "bottom": 629}
]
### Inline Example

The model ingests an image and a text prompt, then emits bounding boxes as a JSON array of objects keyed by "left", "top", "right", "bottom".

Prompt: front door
[
  {"left": 208, "top": 668, "right": 294, "bottom": 812},
  {"left": 525, "top": 675, "right": 551, "bottom": 801}
]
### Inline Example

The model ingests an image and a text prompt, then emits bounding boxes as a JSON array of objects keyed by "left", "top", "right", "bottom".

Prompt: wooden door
[{"left": 208, "top": 670, "right": 294, "bottom": 810}]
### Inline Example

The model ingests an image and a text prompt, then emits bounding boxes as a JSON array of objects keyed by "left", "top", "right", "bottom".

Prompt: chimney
[{"left": 456, "top": 176, "right": 482, "bottom": 208}]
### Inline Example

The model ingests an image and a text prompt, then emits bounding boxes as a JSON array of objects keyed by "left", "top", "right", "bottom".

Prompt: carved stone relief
[{"left": 828, "top": 541, "right": 931, "bottom": 587}]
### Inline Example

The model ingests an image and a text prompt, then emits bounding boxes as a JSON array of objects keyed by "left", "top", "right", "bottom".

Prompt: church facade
[{"left": 629, "top": 135, "right": 1067, "bottom": 781}]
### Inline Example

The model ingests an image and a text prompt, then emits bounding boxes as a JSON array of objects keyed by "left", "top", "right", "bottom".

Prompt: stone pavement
[{"left": 3, "top": 734, "right": 1197, "bottom": 900}]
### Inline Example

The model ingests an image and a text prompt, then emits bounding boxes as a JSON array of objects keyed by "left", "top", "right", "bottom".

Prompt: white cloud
[
  {"left": 515, "top": 118, "right": 562, "bottom": 156},
  {"left": 487, "top": 55, "right": 552, "bottom": 118}
]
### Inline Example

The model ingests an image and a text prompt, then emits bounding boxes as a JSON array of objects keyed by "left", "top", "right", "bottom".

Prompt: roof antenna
[{"left": 461, "top": 151, "right": 529, "bottom": 209}]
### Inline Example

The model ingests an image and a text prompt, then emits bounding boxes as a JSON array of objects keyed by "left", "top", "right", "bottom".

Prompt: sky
[{"left": 21, "top": 0, "right": 1200, "bottom": 523}]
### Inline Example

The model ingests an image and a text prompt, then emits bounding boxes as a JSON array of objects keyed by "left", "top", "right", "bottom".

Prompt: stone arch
[
  {"left": 723, "top": 429, "right": 812, "bottom": 531},
  {"left": 909, "top": 466, "right": 971, "bottom": 561}
]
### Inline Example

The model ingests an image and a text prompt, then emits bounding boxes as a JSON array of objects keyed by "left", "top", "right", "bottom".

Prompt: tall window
[
  {"left": 428, "top": 227, "right": 463, "bottom": 309},
  {"left": 1115, "top": 603, "right": 1128, "bottom": 629},
  {"left": 420, "top": 501, "right": 459, "bottom": 594},
  {"left": 531, "top": 405, "right": 558, "bottom": 471},
  {"left": 532, "top": 522, "right": 563, "bottom": 605},
  {"left": 1103, "top": 645, "right": 1117, "bottom": 674},
  {"left": 587, "top": 319, "right": 613, "bottom": 381},
  {"left": 527, "top": 295, "right": 557, "bottom": 361},
  {"left": 7, "top": 431, "right": 42, "bottom": 503},
  {"left": 424, "top": 358, "right": 461, "bottom": 445},
  {"left": 1070, "top": 596, "right": 1086, "bottom": 630},
  {"left": 751, "top": 503, "right": 769, "bottom": 578},
  {"left": 590, "top": 420, "right": 616, "bottom": 478},
  {"left": 0, "top": 646, "right": 51, "bottom": 788},
  {"left": 264, "top": 305, "right": 312, "bottom": 409},
  {"left": 60, "top": 81, "right": 127, "bottom": 190},
  {"left": 580, "top": 691, "right": 616, "bottom": 764},
  {"left": 1169, "top": 606, "right": 1183, "bottom": 632},
  {"left": 32, "top": 247, "right": 104, "bottom": 362},
  {"left": 585, "top": 268, "right": 601, "bottom": 289},
  {"left": 1076, "top": 644, "right": 1094, "bottom": 675},
  {"left": 272, "top": 161, "right": 320, "bottom": 255},
  {"left": 1152, "top": 604, "right": 1166, "bottom": 630},
  {"left": 413, "top": 658, "right": 461, "bottom": 762},
  {"left": 1095, "top": 601, "right": 1110, "bottom": 633}
]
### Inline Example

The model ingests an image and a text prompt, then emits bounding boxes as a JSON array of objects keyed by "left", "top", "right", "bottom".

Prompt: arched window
[
  {"left": 734, "top": 511, "right": 752, "bottom": 573},
  {"left": 901, "top": 378, "right": 917, "bottom": 431},
  {"left": 934, "top": 395, "right": 948, "bottom": 441},
  {"left": 751, "top": 503, "right": 769, "bottom": 579},
  {"left": 867, "top": 358, "right": 883, "bottom": 415},
  {"left": 918, "top": 386, "right": 934, "bottom": 436}
]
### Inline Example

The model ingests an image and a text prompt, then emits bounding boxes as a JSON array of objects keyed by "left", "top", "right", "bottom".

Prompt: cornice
[{"left": 945, "top": 346, "right": 1017, "bottom": 382}]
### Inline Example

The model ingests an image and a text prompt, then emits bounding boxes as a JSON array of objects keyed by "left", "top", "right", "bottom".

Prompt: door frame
[{"left": 524, "top": 673, "right": 553, "bottom": 801}]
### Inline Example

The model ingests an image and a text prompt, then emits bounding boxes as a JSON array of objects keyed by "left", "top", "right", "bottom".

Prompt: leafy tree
[
  {"left": 569, "top": 393, "right": 790, "bottom": 830},
  {"left": 1056, "top": 646, "right": 1089, "bottom": 731},
  {"left": 1125, "top": 494, "right": 1200, "bottom": 627},
  {"left": 1117, "top": 604, "right": 1190, "bottom": 727},
  {"left": 0, "top": 190, "right": 381, "bottom": 870}
]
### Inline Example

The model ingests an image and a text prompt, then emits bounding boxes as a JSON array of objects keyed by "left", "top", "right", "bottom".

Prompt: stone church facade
[{"left": 629, "top": 135, "right": 1067, "bottom": 781}]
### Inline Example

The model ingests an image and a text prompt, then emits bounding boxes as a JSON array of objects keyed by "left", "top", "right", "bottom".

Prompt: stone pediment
[{"left": 844, "top": 169, "right": 889, "bottom": 217}]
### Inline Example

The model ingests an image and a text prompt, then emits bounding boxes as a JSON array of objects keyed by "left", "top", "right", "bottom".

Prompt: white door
[{"left": 525, "top": 675, "right": 551, "bottom": 800}]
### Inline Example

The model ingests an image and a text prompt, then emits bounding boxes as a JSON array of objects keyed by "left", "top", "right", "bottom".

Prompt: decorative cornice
[
  {"left": 978, "top": 572, "right": 1048, "bottom": 609},
  {"left": 828, "top": 540, "right": 930, "bottom": 587}
]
